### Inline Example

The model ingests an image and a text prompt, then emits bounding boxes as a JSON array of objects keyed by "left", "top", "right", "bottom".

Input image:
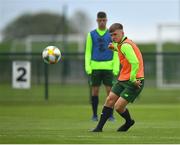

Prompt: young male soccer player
[
  {"left": 85, "top": 12, "right": 119, "bottom": 121},
  {"left": 91, "top": 23, "right": 144, "bottom": 132}
]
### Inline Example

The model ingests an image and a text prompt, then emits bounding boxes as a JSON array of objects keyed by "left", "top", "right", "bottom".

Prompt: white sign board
[{"left": 12, "top": 61, "right": 31, "bottom": 89}]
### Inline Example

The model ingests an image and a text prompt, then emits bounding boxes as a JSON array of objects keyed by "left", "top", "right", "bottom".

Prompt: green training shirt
[{"left": 85, "top": 28, "right": 119, "bottom": 75}]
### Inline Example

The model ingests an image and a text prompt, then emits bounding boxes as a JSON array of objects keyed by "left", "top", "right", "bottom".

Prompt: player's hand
[
  {"left": 108, "top": 43, "right": 115, "bottom": 50},
  {"left": 86, "top": 68, "right": 92, "bottom": 75},
  {"left": 133, "top": 80, "right": 142, "bottom": 89},
  {"left": 88, "top": 74, "right": 92, "bottom": 86}
]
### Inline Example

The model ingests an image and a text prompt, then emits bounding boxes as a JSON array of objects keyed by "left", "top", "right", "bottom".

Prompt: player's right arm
[
  {"left": 108, "top": 42, "right": 118, "bottom": 51},
  {"left": 85, "top": 33, "right": 92, "bottom": 75}
]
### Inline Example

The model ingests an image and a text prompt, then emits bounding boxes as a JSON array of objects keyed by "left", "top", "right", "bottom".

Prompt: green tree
[
  {"left": 70, "top": 10, "right": 91, "bottom": 35},
  {"left": 2, "top": 12, "right": 77, "bottom": 41}
]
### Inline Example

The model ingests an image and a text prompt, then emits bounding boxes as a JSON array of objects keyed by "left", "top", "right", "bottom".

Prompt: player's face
[
  {"left": 97, "top": 18, "right": 107, "bottom": 30},
  {"left": 110, "top": 29, "right": 124, "bottom": 43}
]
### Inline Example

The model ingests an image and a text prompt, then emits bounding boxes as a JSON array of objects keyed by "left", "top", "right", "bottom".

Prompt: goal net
[
  {"left": 156, "top": 22, "right": 180, "bottom": 88},
  {"left": 24, "top": 34, "right": 84, "bottom": 53},
  {"left": 10, "top": 34, "right": 84, "bottom": 54}
]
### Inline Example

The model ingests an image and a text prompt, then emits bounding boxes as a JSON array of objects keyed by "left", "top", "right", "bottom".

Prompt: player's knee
[
  {"left": 114, "top": 103, "right": 124, "bottom": 113},
  {"left": 92, "top": 91, "right": 98, "bottom": 96},
  {"left": 92, "top": 87, "right": 99, "bottom": 96},
  {"left": 104, "top": 96, "right": 115, "bottom": 107}
]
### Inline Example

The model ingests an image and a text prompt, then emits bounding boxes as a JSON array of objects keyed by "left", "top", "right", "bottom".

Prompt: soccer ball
[{"left": 42, "top": 46, "right": 61, "bottom": 64}]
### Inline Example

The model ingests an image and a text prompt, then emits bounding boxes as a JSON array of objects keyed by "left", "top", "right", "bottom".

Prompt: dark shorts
[
  {"left": 89, "top": 70, "right": 114, "bottom": 87},
  {"left": 111, "top": 79, "right": 144, "bottom": 103}
]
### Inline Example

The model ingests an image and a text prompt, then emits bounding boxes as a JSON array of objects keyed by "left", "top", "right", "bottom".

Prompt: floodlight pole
[
  {"left": 179, "top": 0, "right": 180, "bottom": 20},
  {"left": 61, "top": 5, "right": 68, "bottom": 84},
  {"left": 156, "top": 24, "right": 163, "bottom": 88}
]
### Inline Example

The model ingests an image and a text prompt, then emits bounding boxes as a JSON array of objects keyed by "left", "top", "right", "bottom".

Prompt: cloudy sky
[{"left": 0, "top": 0, "right": 180, "bottom": 42}]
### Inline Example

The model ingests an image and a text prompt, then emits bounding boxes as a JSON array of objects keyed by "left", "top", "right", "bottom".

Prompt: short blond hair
[{"left": 109, "top": 23, "right": 123, "bottom": 33}]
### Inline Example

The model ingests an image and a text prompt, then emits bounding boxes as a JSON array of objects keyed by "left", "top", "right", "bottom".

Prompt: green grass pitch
[
  {"left": 0, "top": 103, "right": 179, "bottom": 144},
  {"left": 0, "top": 84, "right": 180, "bottom": 143}
]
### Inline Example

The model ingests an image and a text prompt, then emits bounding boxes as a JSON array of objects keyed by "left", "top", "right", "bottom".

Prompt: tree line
[{"left": 2, "top": 11, "right": 91, "bottom": 41}]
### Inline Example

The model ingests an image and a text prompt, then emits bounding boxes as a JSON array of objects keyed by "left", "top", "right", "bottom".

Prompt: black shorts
[
  {"left": 111, "top": 79, "right": 144, "bottom": 103},
  {"left": 89, "top": 70, "right": 113, "bottom": 87}
]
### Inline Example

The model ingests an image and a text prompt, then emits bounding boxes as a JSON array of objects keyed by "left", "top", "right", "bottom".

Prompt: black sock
[
  {"left": 110, "top": 109, "right": 114, "bottom": 117},
  {"left": 91, "top": 96, "right": 99, "bottom": 117},
  {"left": 96, "top": 106, "right": 113, "bottom": 130},
  {"left": 119, "top": 108, "right": 132, "bottom": 124}
]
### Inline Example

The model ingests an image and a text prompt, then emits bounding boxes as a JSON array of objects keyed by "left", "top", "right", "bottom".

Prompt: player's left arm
[
  {"left": 121, "top": 43, "right": 139, "bottom": 83},
  {"left": 112, "top": 50, "right": 120, "bottom": 76}
]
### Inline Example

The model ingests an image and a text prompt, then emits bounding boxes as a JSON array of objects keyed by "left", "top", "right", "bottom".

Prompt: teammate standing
[
  {"left": 92, "top": 23, "right": 144, "bottom": 132},
  {"left": 85, "top": 12, "right": 119, "bottom": 121}
]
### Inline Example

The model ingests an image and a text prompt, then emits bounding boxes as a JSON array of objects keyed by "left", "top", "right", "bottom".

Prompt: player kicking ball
[{"left": 91, "top": 23, "right": 145, "bottom": 132}]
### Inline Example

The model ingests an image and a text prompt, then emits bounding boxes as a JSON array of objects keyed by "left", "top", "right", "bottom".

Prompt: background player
[{"left": 85, "top": 12, "right": 119, "bottom": 121}]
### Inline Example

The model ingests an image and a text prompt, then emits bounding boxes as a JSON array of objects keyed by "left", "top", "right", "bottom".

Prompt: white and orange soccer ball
[{"left": 42, "top": 46, "right": 61, "bottom": 64}]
